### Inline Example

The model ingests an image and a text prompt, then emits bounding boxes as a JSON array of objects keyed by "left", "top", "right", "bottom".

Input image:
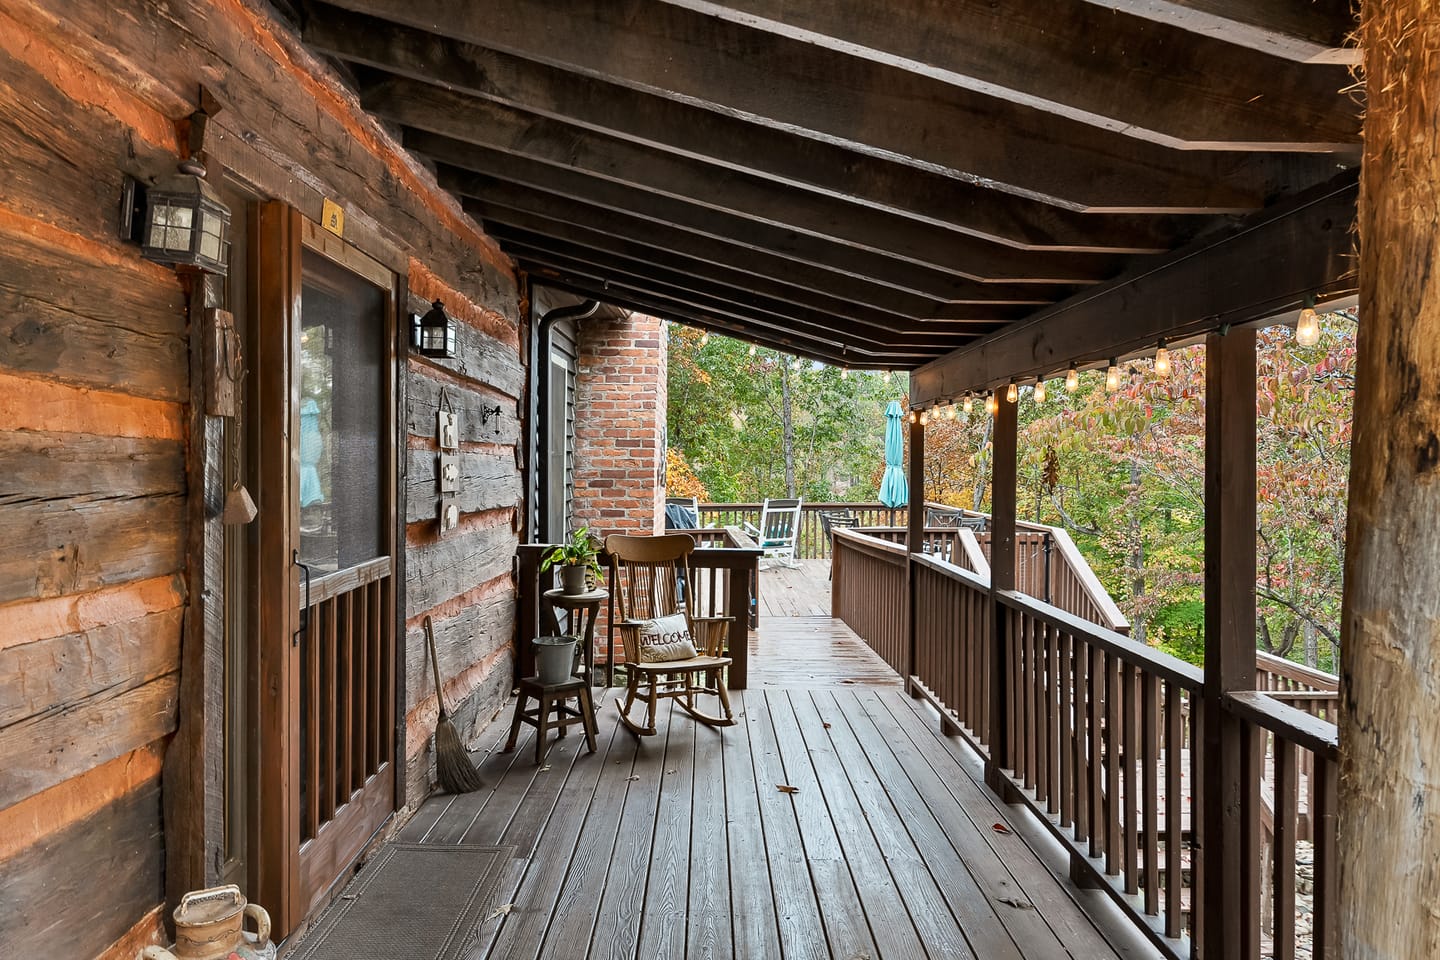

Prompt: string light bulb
[
  {"left": 919, "top": 410, "right": 929, "bottom": 426},
  {"left": 1066, "top": 366, "right": 1080, "bottom": 392},
  {"left": 945, "top": 401, "right": 958, "bottom": 420},
  {"left": 841, "top": 367, "right": 849, "bottom": 379},
  {"left": 962, "top": 393, "right": 973, "bottom": 415},
  {"left": 700, "top": 331, "right": 710, "bottom": 346},
  {"left": 909, "top": 409, "right": 918, "bottom": 424},
  {"left": 1034, "top": 379, "right": 1047, "bottom": 404},
  {"left": 883, "top": 370, "right": 892, "bottom": 384},
  {"left": 1105, "top": 358, "right": 1121, "bottom": 393},
  {"left": 985, "top": 392, "right": 998, "bottom": 416},
  {"left": 1296, "top": 307, "right": 1320, "bottom": 347},
  {"left": 1006, "top": 381, "right": 1018, "bottom": 404},
  {"left": 790, "top": 357, "right": 802, "bottom": 371},
  {"left": 748, "top": 344, "right": 757, "bottom": 357},
  {"left": 1154, "top": 339, "right": 1170, "bottom": 378}
]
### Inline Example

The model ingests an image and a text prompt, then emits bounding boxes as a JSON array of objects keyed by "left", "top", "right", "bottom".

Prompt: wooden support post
[
  {"left": 1200, "top": 327, "right": 1258, "bottom": 958},
  {"left": 985, "top": 390, "right": 1019, "bottom": 794},
  {"left": 905, "top": 415, "right": 925, "bottom": 687},
  {"left": 1343, "top": 5, "right": 1440, "bottom": 956}
]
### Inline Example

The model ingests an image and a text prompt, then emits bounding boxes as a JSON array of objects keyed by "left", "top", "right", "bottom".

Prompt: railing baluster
[
  {"left": 1190, "top": 696, "right": 1206, "bottom": 957},
  {"left": 1105, "top": 650, "right": 1121, "bottom": 876},
  {"left": 1164, "top": 681, "right": 1183, "bottom": 938},
  {"left": 1273, "top": 737, "right": 1297, "bottom": 960},
  {"left": 1313, "top": 756, "right": 1338, "bottom": 960},
  {"left": 1089, "top": 643, "right": 1105, "bottom": 860},
  {"left": 1047, "top": 621, "right": 1061, "bottom": 816},
  {"left": 1143, "top": 670, "right": 1159, "bottom": 915},
  {"left": 1059, "top": 628, "right": 1074, "bottom": 829},
  {"left": 1124, "top": 660, "right": 1140, "bottom": 895},
  {"left": 1073, "top": 636, "right": 1090, "bottom": 845}
]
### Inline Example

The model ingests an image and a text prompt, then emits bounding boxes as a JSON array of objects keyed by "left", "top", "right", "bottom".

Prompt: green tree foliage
[
  {"left": 666, "top": 317, "right": 1355, "bottom": 673},
  {"left": 665, "top": 326, "right": 904, "bottom": 502}
]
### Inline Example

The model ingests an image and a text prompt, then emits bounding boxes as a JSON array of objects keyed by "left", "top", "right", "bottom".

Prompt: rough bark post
[
  {"left": 1201, "top": 327, "right": 1258, "bottom": 958},
  {"left": 985, "top": 389, "right": 1018, "bottom": 795},
  {"left": 905, "top": 414, "right": 925, "bottom": 688},
  {"left": 1342, "top": 5, "right": 1440, "bottom": 957}
]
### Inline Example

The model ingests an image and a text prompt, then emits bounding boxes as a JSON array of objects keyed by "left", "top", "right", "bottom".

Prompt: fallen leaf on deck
[
  {"left": 777, "top": 784, "right": 800, "bottom": 794},
  {"left": 823, "top": 722, "right": 832, "bottom": 729},
  {"left": 626, "top": 775, "right": 641, "bottom": 782},
  {"left": 485, "top": 903, "right": 514, "bottom": 922},
  {"left": 997, "top": 896, "right": 1034, "bottom": 910},
  {"left": 540, "top": 765, "right": 551, "bottom": 772},
  {"left": 992, "top": 823, "right": 1012, "bottom": 834}
]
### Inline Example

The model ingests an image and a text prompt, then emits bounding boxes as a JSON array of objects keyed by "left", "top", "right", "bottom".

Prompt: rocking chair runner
[{"left": 606, "top": 533, "right": 736, "bottom": 736}]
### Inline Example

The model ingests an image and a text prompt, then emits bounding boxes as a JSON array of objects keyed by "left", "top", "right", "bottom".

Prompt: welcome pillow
[{"left": 638, "top": 613, "right": 699, "bottom": 662}]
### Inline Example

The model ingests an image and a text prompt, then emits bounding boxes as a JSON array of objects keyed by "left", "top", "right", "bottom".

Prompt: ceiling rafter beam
[
  {"left": 1084, "top": 0, "right": 1360, "bottom": 65},
  {"left": 658, "top": 0, "right": 1358, "bottom": 148},
  {"left": 315, "top": 0, "right": 1344, "bottom": 212},
  {"left": 408, "top": 131, "right": 1118, "bottom": 286},
  {"left": 304, "top": 7, "right": 1199, "bottom": 247},
  {"left": 440, "top": 168, "right": 1082, "bottom": 305}
]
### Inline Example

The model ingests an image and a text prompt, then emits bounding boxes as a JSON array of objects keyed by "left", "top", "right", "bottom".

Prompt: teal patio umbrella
[{"left": 878, "top": 400, "right": 908, "bottom": 525}]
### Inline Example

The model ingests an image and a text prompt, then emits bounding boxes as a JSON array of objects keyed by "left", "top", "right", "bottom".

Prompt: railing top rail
[
  {"left": 955, "top": 527, "right": 990, "bottom": 576},
  {"left": 1047, "top": 526, "right": 1130, "bottom": 633},
  {"left": 912, "top": 550, "right": 990, "bottom": 590},
  {"left": 1226, "top": 690, "right": 1339, "bottom": 761},
  {"left": 1256, "top": 649, "right": 1339, "bottom": 690},
  {"left": 996, "top": 588, "right": 1204, "bottom": 691},
  {"left": 832, "top": 525, "right": 909, "bottom": 561}
]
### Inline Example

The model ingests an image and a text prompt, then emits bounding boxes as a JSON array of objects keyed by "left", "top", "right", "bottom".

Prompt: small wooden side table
[
  {"left": 504, "top": 676, "right": 597, "bottom": 764},
  {"left": 542, "top": 587, "right": 609, "bottom": 685}
]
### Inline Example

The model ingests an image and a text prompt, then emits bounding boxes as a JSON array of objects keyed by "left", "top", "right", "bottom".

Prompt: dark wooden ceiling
[{"left": 298, "top": 0, "right": 1361, "bottom": 371}]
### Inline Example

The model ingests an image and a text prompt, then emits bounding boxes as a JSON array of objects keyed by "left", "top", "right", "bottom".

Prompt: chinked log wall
[{"left": 0, "top": 2, "right": 526, "bottom": 957}]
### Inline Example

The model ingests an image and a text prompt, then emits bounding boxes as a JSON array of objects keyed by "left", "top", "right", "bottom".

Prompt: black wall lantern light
[
  {"left": 413, "top": 299, "right": 457, "bottom": 358},
  {"left": 122, "top": 158, "right": 232, "bottom": 275}
]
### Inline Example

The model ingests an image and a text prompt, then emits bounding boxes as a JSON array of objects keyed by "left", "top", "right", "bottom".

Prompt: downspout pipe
[{"left": 530, "top": 293, "right": 600, "bottom": 543}]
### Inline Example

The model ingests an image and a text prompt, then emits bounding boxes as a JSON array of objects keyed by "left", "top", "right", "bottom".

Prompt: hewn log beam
[
  {"left": 306, "top": 8, "right": 1198, "bottom": 245},
  {"left": 317, "top": 0, "right": 1342, "bottom": 211},
  {"left": 470, "top": 200, "right": 1067, "bottom": 314},
  {"left": 413, "top": 132, "right": 1119, "bottom": 286},
  {"left": 661, "top": 0, "right": 1358, "bottom": 149},
  {"left": 909, "top": 173, "right": 1358, "bottom": 404},
  {"left": 485, "top": 223, "right": 1031, "bottom": 331},
  {"left": 1341, "top": 3, "right": 1440, "bottom": 957},
  {"left": 1087, "top": 0, "right": 1359, "bottom": 65}
]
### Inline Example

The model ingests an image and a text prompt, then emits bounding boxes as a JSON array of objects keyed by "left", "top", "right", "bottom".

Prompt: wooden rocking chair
[
  {"left": 744, "top": 497, "right": 803, "bottom": 568},
  {"left": 606, "top": 533, "right": 736, "bottom": 736}
]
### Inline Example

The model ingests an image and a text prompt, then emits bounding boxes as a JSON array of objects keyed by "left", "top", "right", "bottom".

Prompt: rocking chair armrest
[{"left": 688, "top": 615, "right": 733, "bottom": 657}]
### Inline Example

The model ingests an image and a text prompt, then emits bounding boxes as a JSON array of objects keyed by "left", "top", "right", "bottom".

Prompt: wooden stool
[{"left": 504, "top": 676, "right": 598, "bottom": 764}]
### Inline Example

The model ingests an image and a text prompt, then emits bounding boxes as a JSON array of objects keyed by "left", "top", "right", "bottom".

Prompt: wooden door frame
[{"left": 251, "top": 203, "right": 403, "bottom": 935}]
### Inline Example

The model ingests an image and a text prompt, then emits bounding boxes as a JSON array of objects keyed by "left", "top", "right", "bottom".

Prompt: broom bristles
[{"left": 434, "top": 712, "right": 485, "bottom": 794}]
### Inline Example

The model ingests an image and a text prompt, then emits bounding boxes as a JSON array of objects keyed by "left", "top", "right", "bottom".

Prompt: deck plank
[
  {"left": 490, "top": 698, "right": 629, "bottom": 960},
  {"left": 635, "top": 701, "right": 696, "bottom": 960},
  {"left": 740, "top": 690, "right": 831, "bottom": 960},
  {"left": 722, "top": 691, "right": 784, "bottom": 960},
  {"left": 883, "top": 690, "right": 1124, "bottom": 960},
  {"left": 687, "top": 718, "right": 732, "bottom": 960},
  {"left": 587, "top": 701, "right": 672, "bottom": 960},
  {"left": 758, "top": 688, "right": 880, "bottom": 960}
]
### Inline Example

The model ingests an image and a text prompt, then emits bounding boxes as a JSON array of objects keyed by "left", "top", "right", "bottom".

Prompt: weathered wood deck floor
[{"left": 396, "top": 685, "right": 1131, "bottom": 960}]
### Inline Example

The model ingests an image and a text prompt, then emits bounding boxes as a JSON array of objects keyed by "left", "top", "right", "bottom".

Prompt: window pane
[{"left": 299, "top": 250, "right": 387, "bottom": 572}]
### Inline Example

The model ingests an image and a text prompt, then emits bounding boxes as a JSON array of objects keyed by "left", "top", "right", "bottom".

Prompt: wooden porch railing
[
  {"left": 832, "top": 527, "right": 1339, "bottom": 960},
  {"left": 517, "top": 526, "right": 760, "bottom": 688}
]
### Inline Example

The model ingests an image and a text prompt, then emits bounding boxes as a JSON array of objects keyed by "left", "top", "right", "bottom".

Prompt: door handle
[{"left": 293, "top": 549, "right": 311, "bottom": 646}]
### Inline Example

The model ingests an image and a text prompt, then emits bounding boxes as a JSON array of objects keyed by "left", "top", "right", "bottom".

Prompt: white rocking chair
[{"left": 744, "top": 497, "right": 803, "bottom": 568}]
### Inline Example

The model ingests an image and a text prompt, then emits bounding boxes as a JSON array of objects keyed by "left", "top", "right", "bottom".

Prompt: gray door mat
[{"left": 287, "top": 844, "right": 515, "bottom": 960}]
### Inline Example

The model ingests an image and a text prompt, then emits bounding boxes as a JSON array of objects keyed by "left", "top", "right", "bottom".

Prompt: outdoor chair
[
  {"left": 818, "top": 510, "right": 861, "bottom": 580},
  {"left": 663, "top": 495, "right": 701, "bottom": 530},
  {"left": 605, "top": 533, "right": 736, "bottom": 737},
  {"left": 744, "top": 497, "right": 803, "bottom": 568}
]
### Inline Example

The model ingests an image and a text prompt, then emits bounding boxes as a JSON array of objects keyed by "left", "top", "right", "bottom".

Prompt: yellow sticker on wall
[{"left": 320, "top": 198, "right": 345, "bottom": 237}]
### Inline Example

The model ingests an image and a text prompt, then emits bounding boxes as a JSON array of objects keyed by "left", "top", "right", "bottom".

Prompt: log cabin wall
[{"left": 0, "top": 2, "right": 526, "bottom": 957}]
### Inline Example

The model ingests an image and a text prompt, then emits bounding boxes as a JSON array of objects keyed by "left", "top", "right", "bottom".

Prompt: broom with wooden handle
[{"left": 424, "top": 615, "right": 484, "bottom": 793}]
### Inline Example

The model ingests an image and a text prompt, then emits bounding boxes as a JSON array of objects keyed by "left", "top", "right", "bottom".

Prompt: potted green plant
[{"left": 541, "top": 527, "right": 603, "bottom": 595}]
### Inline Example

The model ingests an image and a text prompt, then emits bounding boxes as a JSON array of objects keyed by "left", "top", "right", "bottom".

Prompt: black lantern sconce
[
  {"left": 121, "top": 159, "right": 232, "bottom": 275},
  {"left": 412, "top": 299, "right": 457, "bottom": 358}
]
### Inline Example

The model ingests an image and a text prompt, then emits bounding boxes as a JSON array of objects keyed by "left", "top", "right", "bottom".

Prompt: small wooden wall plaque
[{"left": 204, "top": 307, "right": 241, "bottom": 417}]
